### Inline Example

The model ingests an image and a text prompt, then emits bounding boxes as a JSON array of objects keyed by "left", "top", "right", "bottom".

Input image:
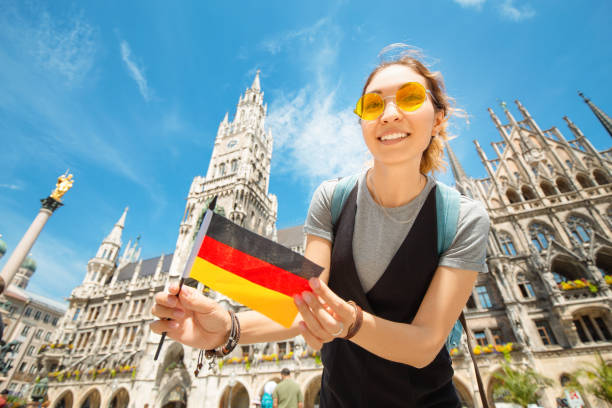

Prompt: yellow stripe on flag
[{"left": 189, "top": 257, "right": 299, "bottom": 328}]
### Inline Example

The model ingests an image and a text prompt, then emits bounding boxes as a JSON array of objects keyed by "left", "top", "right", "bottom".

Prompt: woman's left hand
[{"left": 293, "top": 277, "right": 357, "bottom": 350}]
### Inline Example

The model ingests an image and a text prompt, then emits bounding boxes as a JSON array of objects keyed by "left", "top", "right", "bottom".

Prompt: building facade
[
  {"left": 38, "top": 84, "right": 612, "bottom": 408},
  {"left": 0, "top": 257, "right": 67, "bottom": 397},
  {"left": 446, "top": 99, "right": 612, "bottom": 407}
]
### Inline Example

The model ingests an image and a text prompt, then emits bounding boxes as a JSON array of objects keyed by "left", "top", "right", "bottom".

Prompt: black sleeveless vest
[{"left": 320, "top": 185, "right": 461, "bottom": 408}]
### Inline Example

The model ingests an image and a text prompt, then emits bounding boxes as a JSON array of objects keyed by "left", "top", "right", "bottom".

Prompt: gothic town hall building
[{"left": 37, "top": 73, "right": 612, "bottom": 408}]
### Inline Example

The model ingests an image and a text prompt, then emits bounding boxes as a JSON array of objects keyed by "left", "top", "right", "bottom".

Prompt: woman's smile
[{"left": 378, "top": 131, "right": 410, "bottom": 145}]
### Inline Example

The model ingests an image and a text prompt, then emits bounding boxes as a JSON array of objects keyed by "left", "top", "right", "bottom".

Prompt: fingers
[
  {"left": 155, "top": 290, "right": 179, "bottom": 309},
  {"left": 295, "top": 293, "right": 343, "bottom": 342},
  {"left": 302, "top": 292, "right": 343, "bottom": 335},
  {"left": 298, "top": 321, "right": 323, "bottom": 350},
  {"left": 309, "top": 278, "right": 354, "bottom": 321},
  {"left": 176, "top": 285, "right": 218, "bottom": 315},
  {"left": 150, "top": 319, "right": 179, "bottom": 334},
  {"left": 151, "top": 304, "right": 185, "bottom": 320}
]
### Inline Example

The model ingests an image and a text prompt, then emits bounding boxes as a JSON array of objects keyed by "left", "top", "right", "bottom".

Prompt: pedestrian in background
[{"left": 272, "top": 369, "right": 303, "bottom": 408}]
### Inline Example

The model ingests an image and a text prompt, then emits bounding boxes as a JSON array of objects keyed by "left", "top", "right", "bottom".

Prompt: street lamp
[{"left": 226, "top": 372, "right": 237, "bottom": 408}]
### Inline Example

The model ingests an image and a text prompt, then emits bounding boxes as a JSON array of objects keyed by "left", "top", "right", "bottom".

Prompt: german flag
[{"left": 183, "top": 208, "right": 323, "bottom": 328}]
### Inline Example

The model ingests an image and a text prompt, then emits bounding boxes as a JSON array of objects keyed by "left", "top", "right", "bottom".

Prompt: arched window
[
  {"left": 219, "top": 163, "right": 226, "bottom": 176},
  {"left": 565, "top": 159, "right": 573, "bottom": 170},
  {"left": 521, "top": 185, "right": 537, "bottom": 201},
  {"left": 546, "top": 163, "right": 554, "bottom": 176},
  {"left": 576, "top": 173, "right": 594, "bottom": 188},
  {"left": 540, "top": 181, "right": 556, "bottom": 196},
  {"left": 498, "top": 232, "right": 517, "bottom": 256},
  {"left": 506, "top": 189, "right": 521, "bottom": 204},
  {"left": 517, "top": 273, "right": 535, "bottom": 298},
  {"left": 573, "top": 313, "right": 612, "bottom": 343},
  {"left": 567, "top": 215, "right": 592, "bottom": 243},
  {"left": 231, "top": 160, "right": 238, "bottom": 172},
  {"left": 596, "top": 251, "right": 612, "bottom": 277},
  {"left": 551, "top": 257, "right": 585, "bottom": 283},
  {"left": 529, "top": 222, "right": 554, "bottom": 251},
  {"left": 556, "top": 177, "right": 572, "bottom": 193},
  {"left": 593, "top": 169, "right": 610, "bottom": 185}
]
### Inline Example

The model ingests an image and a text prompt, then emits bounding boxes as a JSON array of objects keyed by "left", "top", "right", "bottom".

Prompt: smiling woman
[{"left": 151, "top": 44, "right": 490, "bottom": 408}]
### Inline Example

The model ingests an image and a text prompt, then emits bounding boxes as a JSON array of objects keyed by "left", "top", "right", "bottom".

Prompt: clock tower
[{"left": 169, "top": 70, "right": 278, "bottom": 276}]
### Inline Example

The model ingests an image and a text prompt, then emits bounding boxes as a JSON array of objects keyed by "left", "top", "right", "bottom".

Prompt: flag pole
[{"left": 154, "top": 196, "right": 218, "bottom": 361}]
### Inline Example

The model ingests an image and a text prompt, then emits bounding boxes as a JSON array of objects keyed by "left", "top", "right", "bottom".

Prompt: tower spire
[
  {"left": 444, "top": 140, "right": 468, "bottom": 184},
  {"left": 579, "top": 91, "right": 612, "bottom": 138},
  {"left": 104, "top": 207, "right": 128, "bottom": 246},
  {"left": 251, "top": 69, "right": 261, "bottom": 91}
]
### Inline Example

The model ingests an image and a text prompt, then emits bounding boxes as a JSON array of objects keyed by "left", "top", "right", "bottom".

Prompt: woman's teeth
[{"left": 380, "top": 133, "right": 408, "bottom": 141}]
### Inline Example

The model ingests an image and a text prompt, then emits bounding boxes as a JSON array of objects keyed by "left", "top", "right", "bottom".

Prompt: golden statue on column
[
  {"left": 50, "top": 172, "right": 74, "bottom": 202},
  {"left": 0, "top": 171, "right": 74, "bottom": 294}
]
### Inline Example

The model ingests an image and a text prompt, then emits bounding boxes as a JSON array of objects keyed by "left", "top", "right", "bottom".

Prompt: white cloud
[
  {"left": 120, "top": 40, "right": 153, "bottom": 102},
  {"left": 0, "top": 7, "right": 97, "bottom": 85},
  {"left": 259, "top": 17, "right": 330, "bottom": 56},
  {"left": 453, "top": 0, "right": 535, "bottom": 21},
  {"left": 453, "top": 0, "right": 486, "bottom": 9},
  {"left": 500, "top": 0, "right": 535, "bottom": 21},
  {"left": 265, "top": 19, "right": 369, "bottom": 186},
  {"left": 268, "top": 87, "right": 369, "bottom": 184},
  {"left": 34, "top": 13, "right": 96, "bottom": 84},
  {"left": 0, "top": 184, "right": 21, "bottom": 190}
]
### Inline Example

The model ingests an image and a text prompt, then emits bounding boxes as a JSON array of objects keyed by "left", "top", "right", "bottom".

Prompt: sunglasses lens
[
  {"left": 396, "top": 82, "right": 427, "bottom": 112},
  {"left": 355, "top": 93, "right": 384, "bottom": 120}
]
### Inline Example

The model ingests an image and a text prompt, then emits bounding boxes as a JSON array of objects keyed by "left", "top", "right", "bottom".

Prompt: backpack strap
[
  {"left": 331, "top": 174, "right": 360, "bottom": 228},
  {"left": 436, "top": 181, "right": 464, "bottom": 351},
  {"left": 435, "top": 181, "right": 461, "bottom": 255}
]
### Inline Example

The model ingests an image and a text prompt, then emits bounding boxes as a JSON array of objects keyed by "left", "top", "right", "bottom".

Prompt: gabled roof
[
  {"left": 5, "top": 285, "right": 68, "bottom": 315},
  {"left": 116, "top": 254, "right": 173, "bottom": 282},
  {"left": 277, "top": 225, "right": 305, "bottom": 249}
]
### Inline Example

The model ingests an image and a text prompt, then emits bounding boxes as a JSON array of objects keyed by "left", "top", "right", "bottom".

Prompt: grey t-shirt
[{"left": 304, "top": 168, "right": 490, "bottom": 292}]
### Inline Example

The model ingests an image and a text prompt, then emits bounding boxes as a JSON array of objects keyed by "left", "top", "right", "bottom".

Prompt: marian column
[{"left": 0, "top": 172, "right": 74, "bottom": 294}]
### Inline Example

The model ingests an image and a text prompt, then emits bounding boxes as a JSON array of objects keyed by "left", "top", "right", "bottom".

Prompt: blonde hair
[{"left": 361, "top": 44, "right": 457, "bottom": 175}]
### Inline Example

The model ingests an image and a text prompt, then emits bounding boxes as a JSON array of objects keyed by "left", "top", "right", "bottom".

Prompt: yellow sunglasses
[{"left": 354, "top": 82, "right": 436, "bottom": 121}]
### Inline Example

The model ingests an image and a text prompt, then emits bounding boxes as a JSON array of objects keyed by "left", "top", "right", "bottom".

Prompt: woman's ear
[{"left": 432, "top": 110, "right": 446, "bottom": 136}]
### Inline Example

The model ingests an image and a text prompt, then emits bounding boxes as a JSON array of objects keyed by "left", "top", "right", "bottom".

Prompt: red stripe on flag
[{"left": 197, "top": 236, "right": 312, "bottom": 297}]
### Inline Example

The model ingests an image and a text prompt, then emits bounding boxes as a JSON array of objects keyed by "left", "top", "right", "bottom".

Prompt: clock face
[{"left": 227, "top": 140, "right": 237, "bottom": 148}]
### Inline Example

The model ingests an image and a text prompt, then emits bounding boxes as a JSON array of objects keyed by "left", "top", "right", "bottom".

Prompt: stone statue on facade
[{"left": 0, "top": 340, "right": 20, "bottom": 374}]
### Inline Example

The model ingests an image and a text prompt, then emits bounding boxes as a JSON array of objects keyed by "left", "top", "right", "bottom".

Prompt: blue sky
[{"left": 1, "top": 0, "right": 611, "bottom": 304}]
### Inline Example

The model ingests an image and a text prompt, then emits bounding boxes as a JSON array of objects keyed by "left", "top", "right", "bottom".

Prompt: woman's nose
[{"left": 381, "top": 100, "right": 401, "bottom": 123}]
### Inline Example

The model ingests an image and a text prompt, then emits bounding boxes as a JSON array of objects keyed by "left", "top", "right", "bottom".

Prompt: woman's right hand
[{"left": 150, "top": 283, "right": 231, "bottom": 350}]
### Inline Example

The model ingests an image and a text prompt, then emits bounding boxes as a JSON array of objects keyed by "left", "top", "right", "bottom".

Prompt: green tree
[
  {"left": 566, "top": 352, "right": 612, "bottom": 404},
  {"left": 492, "top": 359, "right": 553, "bottom": 407}
]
